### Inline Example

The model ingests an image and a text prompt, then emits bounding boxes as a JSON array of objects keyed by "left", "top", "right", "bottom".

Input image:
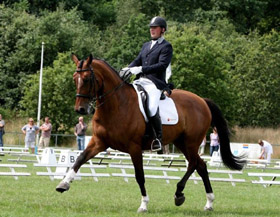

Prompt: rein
[{"left": 75, "top": 63, "right": 127, "bottom": 109}]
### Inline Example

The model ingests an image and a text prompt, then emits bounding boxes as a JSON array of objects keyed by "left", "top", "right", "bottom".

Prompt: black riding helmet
[{"left": 149, "top": 16, "right": 167, "bottom": 31}]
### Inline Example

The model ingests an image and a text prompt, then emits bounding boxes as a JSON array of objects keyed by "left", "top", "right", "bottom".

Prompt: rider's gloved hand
[
  {"left": 129, "top": 66, "right": 142, "bottom": 75},
  {"left": 119, "top": 67, "right": 132, "bottom": 80}
]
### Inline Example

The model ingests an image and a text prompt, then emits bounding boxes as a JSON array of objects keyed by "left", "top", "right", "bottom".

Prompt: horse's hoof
[
  {"left": 204, "top": 206, "right": 213, "bottom": 211},
  {"left": 137, "top": 208, "right": 147, "bottom": 213},
  {"left": 56, "top": 181, "right": 70, "bottom": 193},
  {"left": 174, "top": 194, "right": 185, "bottom": 206}
]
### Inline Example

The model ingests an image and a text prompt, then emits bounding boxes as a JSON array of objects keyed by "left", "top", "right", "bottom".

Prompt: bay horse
[{"left": 56, "top": 54, "right": 246, "bottom": 212}]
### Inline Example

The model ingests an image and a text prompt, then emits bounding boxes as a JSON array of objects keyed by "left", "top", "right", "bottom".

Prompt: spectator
[
  {"left": 199, "top": 136, "right": 206, "bottom": 156},
  {"left": 22, "top": 118, "right": 39, "bottom": 153},
  {"left": 39, "top": 117, "right": 52, "bottom": 149},
  {"left": 0, "top": 114, "right": 5, "bottom": 148},
  {"left": 210, "top": 127, "right": 219, "bottom": 156},
  {"left": 258, "top": 139, "right": 273, "bottom": 163},
  {"left": 74, "top": 116, "right": 87, "bottom": 151}
]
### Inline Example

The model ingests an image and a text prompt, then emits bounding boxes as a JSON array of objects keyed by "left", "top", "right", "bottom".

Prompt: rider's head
[{"left": 149, "top": 16, "right": 167, "bottom": 40}]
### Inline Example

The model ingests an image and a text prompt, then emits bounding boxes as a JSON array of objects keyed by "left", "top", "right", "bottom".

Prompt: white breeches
[
  {"left": 265, "top": 152, "right": 272, "bottom": 163},
  {"left": 133, "top": 78, "right": 161, "bottom": 117}
]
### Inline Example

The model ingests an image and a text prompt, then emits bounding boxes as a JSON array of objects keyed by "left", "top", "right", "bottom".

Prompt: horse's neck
[
  {"left": 93, "top": 60, "right": 120, "bottom": 89},
  {"left": 93, "top": 60, "right": 135, "bottom": 116}
]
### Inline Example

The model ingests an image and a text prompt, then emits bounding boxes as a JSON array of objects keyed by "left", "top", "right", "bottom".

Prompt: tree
[
  {"left": 2, "top": 0, "right": 116, "bottom": 29},
  {"left": 231, "top": 30, "right": 280, "bottom": 126},
  {"left": 165, "top": 23, "right": 237, "bottom": 123},
  {"left": 20, "top": 52, "right": 81, "bottom": 133},
  {"left": 0, "top": 4, "right": 101, "bottom": 109},
  {"left": 103, "top": 0, "right": 148, "bottom": 70}
]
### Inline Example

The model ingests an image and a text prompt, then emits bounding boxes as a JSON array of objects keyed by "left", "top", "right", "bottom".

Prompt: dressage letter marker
[{"left": 54, "top": 150, "right": 80, "bottom": 180}]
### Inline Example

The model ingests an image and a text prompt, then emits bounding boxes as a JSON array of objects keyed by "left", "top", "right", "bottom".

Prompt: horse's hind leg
[
  {"left": 174, "top": 145, "right": 197, "bottom": 206},
  {"left": 196, "top": 158, "right": 215, "bottom": 211},
  {"left": 56, "top": 138, "right": 106, "bottom": 193}
]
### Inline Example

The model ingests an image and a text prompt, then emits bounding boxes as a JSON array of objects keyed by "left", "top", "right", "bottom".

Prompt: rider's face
[{"left": 150, "top": 26, "right": 164, "bottom": 40}]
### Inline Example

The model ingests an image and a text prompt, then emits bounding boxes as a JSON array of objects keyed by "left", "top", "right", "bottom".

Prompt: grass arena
[{"left": 0, "top": 150, "right": 279, "bottom": 217}]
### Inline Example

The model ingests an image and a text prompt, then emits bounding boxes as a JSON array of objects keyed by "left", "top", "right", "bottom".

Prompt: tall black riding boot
[{"left": 149, "top": 108, "right": 163, "bottom": 153}]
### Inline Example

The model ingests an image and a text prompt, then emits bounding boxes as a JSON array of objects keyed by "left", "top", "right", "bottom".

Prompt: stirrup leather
[{"left": 151, "top": 138, "right": 162, "bottom": 152}]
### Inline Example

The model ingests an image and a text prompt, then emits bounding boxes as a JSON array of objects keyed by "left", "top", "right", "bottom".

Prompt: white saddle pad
[{"left": 132, "top": 84, "right": 178, "bottom": 125}]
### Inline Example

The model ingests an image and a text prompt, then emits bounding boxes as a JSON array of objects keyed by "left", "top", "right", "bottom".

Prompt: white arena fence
[{"left": 0, "top": 146, "right": 279, "bottom": 187}]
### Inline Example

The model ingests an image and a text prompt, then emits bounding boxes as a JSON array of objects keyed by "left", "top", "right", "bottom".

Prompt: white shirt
[
  {"left": 150, "top": 40, "right": 157, "bottom": 49},
  {"left": 262, "top": 140, "right": 273, "bottom": 154}
]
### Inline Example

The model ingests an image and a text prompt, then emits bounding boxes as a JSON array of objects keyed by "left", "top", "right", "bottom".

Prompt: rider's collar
[{"left": 151, "top": 36, "right": 164, "bottom": 44}]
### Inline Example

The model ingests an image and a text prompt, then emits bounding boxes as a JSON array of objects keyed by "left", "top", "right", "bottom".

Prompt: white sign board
[
  {"left": 230, "top": 142, "right": 261, "bottom": 159},
  {"left": 54, "top": 150, "right": 79, "bottom": 179},
  {"left": 40, "top": 148, "right": 57, "bottom": 165}
]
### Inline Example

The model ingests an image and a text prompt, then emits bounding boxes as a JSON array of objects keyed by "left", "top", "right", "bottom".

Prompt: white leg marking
[
  {"left": 204, "top": 193, "right": 215, "bottom": 211},
  {"left": 137, "top": 196, "right": 149, "bottom": 213},
  {"left": 63, "top": 169, "right": 76, "bottom": 184}
]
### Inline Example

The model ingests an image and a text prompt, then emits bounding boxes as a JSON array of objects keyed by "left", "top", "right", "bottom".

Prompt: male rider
[{"left": 123, "top": 17, "right": 173, "bottom": 153}]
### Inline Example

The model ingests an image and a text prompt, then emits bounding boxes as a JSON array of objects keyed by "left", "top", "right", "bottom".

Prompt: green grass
[{"left": 0, "top": 155, "right": 279, "bottom": 217}]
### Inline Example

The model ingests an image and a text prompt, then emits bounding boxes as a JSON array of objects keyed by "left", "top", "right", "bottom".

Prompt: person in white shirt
[{"left": 258, "top": 139, "right": 273, "bottom": 163}]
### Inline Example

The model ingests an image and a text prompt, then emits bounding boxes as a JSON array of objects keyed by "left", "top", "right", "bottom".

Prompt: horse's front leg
[
  {"left": 56, "top": 138, "right": 106, "bottom": 193},
  {"left": 129, "top": 144, "right": 149, "bottom": 213}
]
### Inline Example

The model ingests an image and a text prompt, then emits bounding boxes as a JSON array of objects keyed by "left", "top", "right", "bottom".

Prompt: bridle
[{"left": 75, "top": 60, "right": 127, "bottom": 109}]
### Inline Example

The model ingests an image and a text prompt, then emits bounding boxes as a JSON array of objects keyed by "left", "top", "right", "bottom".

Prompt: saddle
[{"left": 132, "top": 83, "right": 178, "bottom": 125}]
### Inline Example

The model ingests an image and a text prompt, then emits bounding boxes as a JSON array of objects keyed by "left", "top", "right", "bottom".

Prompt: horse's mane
[{"left": 93, "top": 58, "right": 121, "bottom": 78}]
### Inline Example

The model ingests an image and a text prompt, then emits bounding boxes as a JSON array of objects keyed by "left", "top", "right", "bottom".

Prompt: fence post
[{"left": 55, "top": 134, "right": 58, "bottom": 147}]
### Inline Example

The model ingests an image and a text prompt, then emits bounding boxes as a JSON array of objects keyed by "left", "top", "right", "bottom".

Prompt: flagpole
[{"left": 36, "top": 42, "right": 44, "bottom": 152}]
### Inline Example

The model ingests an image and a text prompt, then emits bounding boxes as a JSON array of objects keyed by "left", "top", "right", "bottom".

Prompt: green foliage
[
  {"left": 103, "top": 12, "right": 148, "bottom": 69},
  {"left": 0, "top": 5, "right": 100, "bottom": 109},
  {"left": 20, "top": 52, "right": 79, "bottom": 133},
  {"left": 232, "top": 30, "right": 280, "bottom": 127},
  {"left": 166, "top": 23, "right": 236, "bottom": 122},
  {"left": 0, "top": 108, "right": 17, "bottom": 120},
  {"left": 0, "top": 5, "right": 37, "bottom": 108},
  {"left": 3, "top": 0, "right": 116, "bottom": 29}
]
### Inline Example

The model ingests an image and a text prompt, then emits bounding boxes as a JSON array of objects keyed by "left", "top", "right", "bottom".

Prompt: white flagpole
[{"left": 36, "top": 42, "right": 44, "bottom": 151}]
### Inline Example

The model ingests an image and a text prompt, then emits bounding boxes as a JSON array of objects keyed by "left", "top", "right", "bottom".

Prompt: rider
[{"left": 124, "top": 16, "right": 173, "bottom": 152}]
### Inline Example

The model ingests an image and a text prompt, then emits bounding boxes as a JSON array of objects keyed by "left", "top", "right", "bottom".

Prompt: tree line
[{"left": 0, "top": 0, "right": 279, "bottom": 132}]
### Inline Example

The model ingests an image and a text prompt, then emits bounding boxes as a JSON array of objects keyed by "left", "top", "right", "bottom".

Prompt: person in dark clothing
[{"left": 122, "top": 16, "right": 173, "bottom": 152}]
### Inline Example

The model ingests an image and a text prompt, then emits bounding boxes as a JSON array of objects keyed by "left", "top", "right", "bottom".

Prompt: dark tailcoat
[{"left": 129, "top": 38, "right": 173, "bottom": 90}]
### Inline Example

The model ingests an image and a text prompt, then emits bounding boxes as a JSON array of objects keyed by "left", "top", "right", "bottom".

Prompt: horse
[{"left": 56, "top": 54, "right": 246, "bottom": 212}]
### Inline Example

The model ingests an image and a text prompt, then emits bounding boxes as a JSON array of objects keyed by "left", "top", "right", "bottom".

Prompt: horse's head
[{"left": 72, "top": 54, "right": 98, "bottom": 114}]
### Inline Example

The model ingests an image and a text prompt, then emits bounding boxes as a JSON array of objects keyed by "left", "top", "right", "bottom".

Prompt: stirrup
[{"left": 151, "top": 138, "right": 162, "bottom": 152}]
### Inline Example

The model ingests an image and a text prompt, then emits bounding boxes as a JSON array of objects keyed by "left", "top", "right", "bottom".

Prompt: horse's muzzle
[{"left": 75, "top": 106, "right": 88, "bottom": 115}]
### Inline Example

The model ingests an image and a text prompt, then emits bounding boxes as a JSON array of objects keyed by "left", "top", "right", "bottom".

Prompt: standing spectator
[
  {"left": 210, "top": 127, "right": 219, "bottom": 156},
  {"left": 22, "top": 118, "right": 39, "bottom": 153},
  {"left": 39, "top": 117, "right": 52, "bottom": 149},
  {"left": 199, "top": 136, "right": 206, "bottom": 156},
  {"left": 0, "top": 114, "right": 5, "bottom": 148},
  {"left": 74, "top": 117, "right": 87, "bottom": 151},
  {"left": 258, "top": 139, "right": 273, "bottom": 163}
]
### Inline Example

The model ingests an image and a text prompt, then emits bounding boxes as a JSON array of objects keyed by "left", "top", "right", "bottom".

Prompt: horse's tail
[{"left": 204, "top": 98, "right": 246, "bottom": 170}]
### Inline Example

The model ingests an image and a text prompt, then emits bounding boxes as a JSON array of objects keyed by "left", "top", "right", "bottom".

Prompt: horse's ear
[
  {"left": 71, "top": 53, "right": 79, "bottom": 65},
  {"left": 86, "top": 54, "right": 93, "bottom": 65}
]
